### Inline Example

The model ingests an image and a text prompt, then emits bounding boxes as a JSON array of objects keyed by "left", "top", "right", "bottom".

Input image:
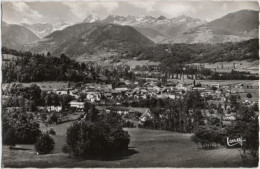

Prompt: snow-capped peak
[{"left": 83, "top": 14, "right": 100, "bottom": 23}]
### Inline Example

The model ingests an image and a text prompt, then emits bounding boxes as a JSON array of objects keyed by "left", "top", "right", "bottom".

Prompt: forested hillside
[
  {"left": 126, "top": 39, "right": 259, "bottom": 64},
  {"left": 2, "top": 47, "right": 135, "bottom": 83}
]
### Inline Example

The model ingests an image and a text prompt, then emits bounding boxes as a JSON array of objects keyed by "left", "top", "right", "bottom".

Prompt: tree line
[
  {"left": 126, "top": 39, "right": 259, "bottom": 63},
  {"left": 2, "top": 47, "right": 135, "bottom": 83}
]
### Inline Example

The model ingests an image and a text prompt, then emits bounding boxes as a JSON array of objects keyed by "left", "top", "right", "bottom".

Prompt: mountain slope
[
  {"left": 2, "top": 21, "right": 40, "bottom": 50},
  {"left": 21, "top": 23, "right": 54, "bottom": 38},
  {"left": 21, "top": 22, "right": 72, "bottom": 38},
  {"left": 29, "top": 22, "right": 153, "bottom": 57},
  {"left": 201, "top": 9, "right": 258, "bottom": 35},
  {"left": 100, "top": 15, "right": 206, "bottom": 43},
  {"left": 164, "top": 10, "right": 259, "bottom": 44},
  {"left": 126, "top": 39, "right": 259, "bottom": 63},
  {"left": 134, "top": 27, "right": 165, "bottom": 43}
]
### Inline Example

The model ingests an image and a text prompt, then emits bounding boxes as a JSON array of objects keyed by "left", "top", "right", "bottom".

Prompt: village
[
  {"left": 1, "top": 1, "right": 259, "bottom": 167},
  {"left": 3, "top": 62, "right": 257, "bottom": 129}
]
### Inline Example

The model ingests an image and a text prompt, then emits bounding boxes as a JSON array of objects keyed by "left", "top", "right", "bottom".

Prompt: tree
[
  {"left": 3, "top": 127, "right": 16, "bottom": 146},
  {"left": 241, "top": 117, "right": 259, "bottom": 166},
  {"left": 84, "top": 102, "right": 91, "bottom": 113},
  {"left": 35, "top": 133, "right": 55, "bottom": 154},
  {"left": 252, "top": 103, "right": 258, "bottom": 111},
  {"left": 65, "top": 112, "right": 130, "bottom": 159},
  {"left": 246, "top": 93, "right": 252, "bottom": 98},
  {"left": 230, "top": 94, "right": 238, "bottom": 109},
  {"left": 191, "top": 125, "right": 223, "bottom": 149},
  {"left": 78, "top": 92, "right": 86, "bottom": 102},
  {"left": 59, "top": 94, "right": 73, "bottom": 111},
  {"left": 2, "top": 109, "right": 41, "bottom": 144}
]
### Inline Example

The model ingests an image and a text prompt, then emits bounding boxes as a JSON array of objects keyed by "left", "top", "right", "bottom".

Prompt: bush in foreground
[
  {"left": 3, "top": 127, "right": 17, "bottom": 146},
  {"left": 65, "top": 112, "right": 130, "bottom": 159},
  {"left": 2, "top": 111, "right": 42, "bottom": 145},
  {"left": 35, "top": 133, "right": 55, "bottom": 155}
]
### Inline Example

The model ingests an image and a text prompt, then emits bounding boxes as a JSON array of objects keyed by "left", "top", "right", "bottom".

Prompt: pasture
[{"left": 2, "top": 124, "right": 243, "bottom": 168}]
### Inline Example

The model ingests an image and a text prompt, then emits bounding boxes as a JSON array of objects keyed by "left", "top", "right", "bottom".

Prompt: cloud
[
  {"left": 127, "top": 1, "right": 157, "bottom": 12},
  {"left": 9, "top": 2, "right": 43, "bottom": 23},
  {"left": 62, "top": 1, "right": 119, "bottom": 20},
  {"left": 223, "top": 3, "right": 228, "bottom": 10},
  {"left": 156, "top": 3, "right": 191, "bottom": 17}
]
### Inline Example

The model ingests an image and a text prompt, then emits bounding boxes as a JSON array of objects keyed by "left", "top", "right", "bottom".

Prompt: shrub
[
  {"left": 47, "top": 128, "right": 56, "bottom": 136},
  {"left": 123, "top": 120, "right": 135, "bottom": 128},
  {"left": 62, "top": 144, "right": 71, "bottom": 154},
  {"left": 246, "top": 93, "right": 252, "bottom": 98},
  {"left": 253, "top": 103, "right": 259, "bottom": 111},
  {"left": 209, "top": 110, "right": 215, "bottom": 114},
  {"left": 108, "top": 129, "right": 130, "bottom": 151},
  {"left": 49, "top": 113, "right": 58, "bottom": 124},
  {"left": 2, "top": 110, "right": 41, "bottom": 144},
  {"left": 3, "top": 127, "right": 17, "bottom": 146},
  {"left": 35, "top": 133, "right": 55, "bottom": 154},
  {"left": 66, "top": 122, "right": 108, "bottom": 158},
  {"left": 14, "top": 121, "right": 41, "bottom": 144}
]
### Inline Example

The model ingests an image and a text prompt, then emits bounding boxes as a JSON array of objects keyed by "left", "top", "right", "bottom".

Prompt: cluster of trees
[
  {"left": 126, "top": 91, "right": 206, "bottom": 133},
  {"left": 3, "top": 106, "right": 56, "bottom": 155},
  {"left": 2, "top": 47, "right": 136, "bottom": 83},
  {"left": 160, "top": 66, "right": 257, "bottom": 81},
  {"left": 2, "top": 83, "right": 77, "bottom": 127},
  {"left": 3, "top": 48, "right": 86, "bottom": 82},
  {"left": 125, "top": 39, "right": 258, "bottom": 81},
  {"left": 64, "top": 103, "right": 130, "bottom": 159},
  {"left": 3, "top": 83, "right": 74, "bottom": 112},
  {"left": 210, "top": 71, "right": 258, "bottom": 80},
  {"left": 190, "top": 103, "right": 258, "bottom": 166},
  {"left": 2, "top": 109, "right": 41, "bottom": 145},
  {"left": 191, "top": 125, "right": 225, "bottom": 149}
]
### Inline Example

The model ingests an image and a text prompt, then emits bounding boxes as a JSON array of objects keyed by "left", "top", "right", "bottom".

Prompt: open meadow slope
[{"left": 3, "top": 126, "right": 243, "bottom": 168}]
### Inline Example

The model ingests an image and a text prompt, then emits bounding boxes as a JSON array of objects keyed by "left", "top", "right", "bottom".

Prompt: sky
[{"left": 2, "top": 0, "right": 259, "bottom": 25}]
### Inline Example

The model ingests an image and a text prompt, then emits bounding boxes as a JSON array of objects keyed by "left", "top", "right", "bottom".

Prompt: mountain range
[
  {"left": 168, "top": 9, "right": 259, "bottom": 43},
  {"left": 27, "top": 22, "right": 153, "bottom": 57},
  {"left": 1, "top": 9, "right": 259, "bottom": 57},
  {"left": 98, "top": 14, "right": 206, "bottom": 43},
  {"left": 21, "top": 21, "right": 72, "bottom": 38}
]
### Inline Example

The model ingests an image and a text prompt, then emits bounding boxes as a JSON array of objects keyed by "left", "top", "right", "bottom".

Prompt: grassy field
[{"left": 2, "top": 123, "right": 243, "bottom": 168}]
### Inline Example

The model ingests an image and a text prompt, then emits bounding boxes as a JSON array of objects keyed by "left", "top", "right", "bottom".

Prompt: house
[
  {"left": 211, "top": 84, "right": 220, "bottom": 89},
  {"left": 193, "top": 87, "right": 206, "bottom": 91},
  {"left": 139, "top": 109, "right": 152, "bottom": 123},
  {"left": 56, "top": 89, "right": 68, "bottom": 95},
  {"left": 167, "top": 94, "right": 176, "bottom": 99},
  {"left": 176, "top": 83, "right": 188, "bottom": 91},
  {"left": 49, "top": 106, "right": 62, "bottom": 112},
  {"left": 85, "top": 92, "right": 100, "bottom": 102},
  {"left": 129, "top": 107, "right": 151, "bottom": 120},
  {"left": 69, "top": 101, "right": 84, "bottom": 111},
  {"left": 115, "top": 87, "right": 128, "bottom": 92},
  {"left": 106, "top": 106, "right": 129, "bottom": 115},
  {"left": 223, "top": 114, "right": 236, "bottom": 121}
]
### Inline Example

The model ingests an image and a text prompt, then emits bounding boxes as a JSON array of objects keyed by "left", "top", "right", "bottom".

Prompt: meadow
[{"left": 2, "top": 123, "right": 243, "bottom": 168}]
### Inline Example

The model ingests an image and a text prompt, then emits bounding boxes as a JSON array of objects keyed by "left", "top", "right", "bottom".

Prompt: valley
[{"left": 1, "top": 2, "right": 259, "bottom": 168}]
